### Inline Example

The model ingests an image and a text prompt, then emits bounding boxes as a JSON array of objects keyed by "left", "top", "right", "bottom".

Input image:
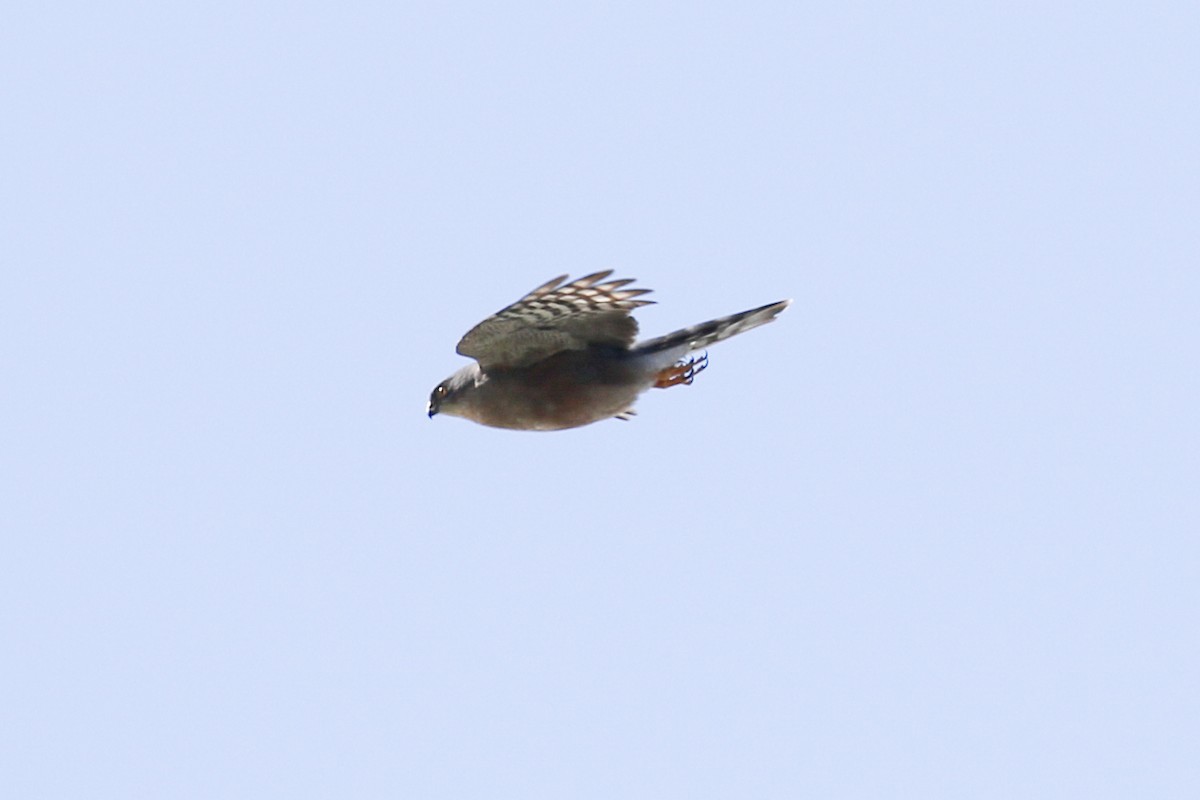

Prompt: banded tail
[{"left": 632, "top": 299, "right": 791, "bottom": 355}]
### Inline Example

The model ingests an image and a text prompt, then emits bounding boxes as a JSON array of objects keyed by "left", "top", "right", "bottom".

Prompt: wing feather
[{"left": 456, "top": 271, "right": 654, "bottom": 369}]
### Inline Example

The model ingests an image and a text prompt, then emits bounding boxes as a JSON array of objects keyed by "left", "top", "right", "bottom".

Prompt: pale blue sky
[{"left": 3, "top": 3, "right": 1197, "bottom": 798}]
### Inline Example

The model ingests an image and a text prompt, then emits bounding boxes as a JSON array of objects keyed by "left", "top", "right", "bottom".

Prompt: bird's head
[{"left": 427, "top": 363, "right": 485, "bottom": 419}]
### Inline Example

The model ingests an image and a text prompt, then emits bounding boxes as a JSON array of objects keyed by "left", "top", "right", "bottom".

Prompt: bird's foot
[{"left": 653, "top": 353, "right": 708, "bottom": 388}]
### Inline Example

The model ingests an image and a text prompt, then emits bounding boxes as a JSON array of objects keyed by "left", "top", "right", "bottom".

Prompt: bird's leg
[{"left": 653, "top": 352, "right": 708, "bottom": 388}]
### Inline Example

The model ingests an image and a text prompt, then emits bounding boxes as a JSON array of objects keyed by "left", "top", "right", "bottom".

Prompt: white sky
[{"left": 3, "top": 2, "right": 1197, "bottom": 797}]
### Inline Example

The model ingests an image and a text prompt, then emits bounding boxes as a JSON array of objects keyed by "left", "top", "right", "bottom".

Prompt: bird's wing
[{"left": 456, "top": 271, "right": 654, "bottom": 369}]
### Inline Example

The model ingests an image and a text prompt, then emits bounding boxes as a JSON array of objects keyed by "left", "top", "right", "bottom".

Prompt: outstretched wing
[{"left": 456, "top": 271, "right": 654, "bottom": 370}]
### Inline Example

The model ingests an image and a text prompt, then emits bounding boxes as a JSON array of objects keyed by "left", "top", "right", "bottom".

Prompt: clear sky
[{"left": 3, "top": 2, "right": 1197, "bottom": 797}]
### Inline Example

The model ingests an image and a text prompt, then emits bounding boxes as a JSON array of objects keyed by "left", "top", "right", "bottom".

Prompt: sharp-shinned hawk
[{"left": 427, "top": 271, "right": 790, "bottom": 430}]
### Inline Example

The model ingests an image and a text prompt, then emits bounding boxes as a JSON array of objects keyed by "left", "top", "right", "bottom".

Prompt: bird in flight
[{"left": 428, "top": 271, "right": 791, "bottom": 430}]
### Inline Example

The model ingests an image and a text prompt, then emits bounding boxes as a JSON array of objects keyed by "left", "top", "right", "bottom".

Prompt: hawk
[{"left": 428, "top": 271, "right": 790, "bottom": 430}]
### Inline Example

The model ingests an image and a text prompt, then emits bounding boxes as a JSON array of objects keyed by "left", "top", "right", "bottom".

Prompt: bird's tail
[{"left": 631, "top": 299, "right": 791, "bottom": 356}]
